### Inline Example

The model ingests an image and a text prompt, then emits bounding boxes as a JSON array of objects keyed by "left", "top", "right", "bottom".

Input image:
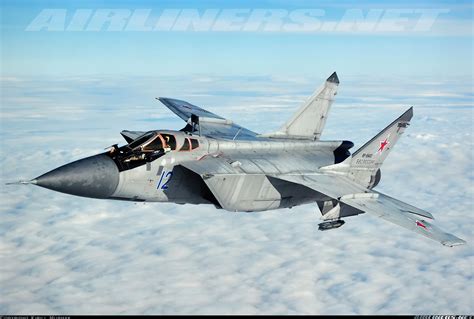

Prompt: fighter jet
[{"left": 14, "top": 72, "right": 465, "bottom": 247}]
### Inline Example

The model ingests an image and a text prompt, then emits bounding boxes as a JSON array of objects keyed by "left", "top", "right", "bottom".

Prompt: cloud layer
[{"left": 0, "top": 74, "right": 472, "bottom": 314}]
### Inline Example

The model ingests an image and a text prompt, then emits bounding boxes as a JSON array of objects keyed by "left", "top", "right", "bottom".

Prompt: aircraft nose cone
[{"left": 34, "top": 154, "right": 119, "bottom": 198}]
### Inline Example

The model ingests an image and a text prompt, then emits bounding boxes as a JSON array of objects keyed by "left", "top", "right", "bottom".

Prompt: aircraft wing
[
  {"left": 275, "top": 173, "right": 466, "bottom": 247},
  {"left": 339, "top": 191, "right": 465, "bottom": 247},
  {"left": 158, "top": 97, "right": 259, "bottom": 140},
  {"left": 179, "top": 156, "right": 465, "bottom": 246},
  {"left": 276, "top": 173, "right": 369, "bottom": 199}
]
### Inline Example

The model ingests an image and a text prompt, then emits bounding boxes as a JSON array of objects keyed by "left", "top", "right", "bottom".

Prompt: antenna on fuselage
[{"left": 190, "top": 114, "right": 201, "bottom": 136}]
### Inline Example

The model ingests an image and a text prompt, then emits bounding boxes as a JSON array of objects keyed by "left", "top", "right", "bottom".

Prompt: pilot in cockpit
[{"left": 163, "top": 135, "right": 172, "bottom": 153}]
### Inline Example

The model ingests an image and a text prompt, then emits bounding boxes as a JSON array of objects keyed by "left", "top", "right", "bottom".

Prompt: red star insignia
[
  {"left": 377, "top": 138, "right": 390, "bottom": 153},
  {"left": 416, "top": 220, "right": 427, "bottom": 230}
]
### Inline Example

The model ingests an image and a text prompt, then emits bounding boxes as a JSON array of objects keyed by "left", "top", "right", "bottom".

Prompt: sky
[
  {"left": 0, "top": 0, "right": 473, "bottom": 315},
  {"left": 0, "top": 0, "right": 473, "bottom": 77}
]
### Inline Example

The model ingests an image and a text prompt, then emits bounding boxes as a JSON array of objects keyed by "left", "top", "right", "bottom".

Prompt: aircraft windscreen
[{"left": 128, "top": 132, "right": 155, "bottom": 149}]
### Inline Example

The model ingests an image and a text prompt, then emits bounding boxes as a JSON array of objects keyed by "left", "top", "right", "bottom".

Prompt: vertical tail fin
[
  {"left": 266, "top": 72, "right": 339, "bottom": 140},
  {"left": 349, "top": 107, "right": 413, "bottom": 188}
]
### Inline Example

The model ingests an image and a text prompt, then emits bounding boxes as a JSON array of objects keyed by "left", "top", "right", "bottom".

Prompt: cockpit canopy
[
  {"left": 107, "top": 131, "right": 178, "bottom": 172},
  {"left": 108, "top": 130, "right": 200, "bottom": 172}
]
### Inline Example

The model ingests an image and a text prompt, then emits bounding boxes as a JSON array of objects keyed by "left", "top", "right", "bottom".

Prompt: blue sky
[{"left": 1, "top": 0, "right": 472, "bottom": 77}]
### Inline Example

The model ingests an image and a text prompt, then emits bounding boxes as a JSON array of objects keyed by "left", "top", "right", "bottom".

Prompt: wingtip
[
  {"left": 326, "top": 71, "right": 339, "bottom": 84},
  {"left": 442, "top": 238, "right": 466, "bottom": 247}
]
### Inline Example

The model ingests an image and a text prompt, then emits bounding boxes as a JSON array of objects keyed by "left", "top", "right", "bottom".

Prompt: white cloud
[{"left": 0, "top": 75, "right": 472, "bottom": 314}]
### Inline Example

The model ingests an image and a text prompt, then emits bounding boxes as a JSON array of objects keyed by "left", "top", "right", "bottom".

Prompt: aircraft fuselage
[{"left": 33, "top": 129, "right": 351, "bottom": 212}]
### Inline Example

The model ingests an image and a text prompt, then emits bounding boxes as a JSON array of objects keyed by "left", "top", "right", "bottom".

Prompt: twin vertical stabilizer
[
  {"left": 265, "top": 72, "right": 339, "bottom": 140},
  {"left": 348, "top": 107, "right": 413, "bottom": 188}
]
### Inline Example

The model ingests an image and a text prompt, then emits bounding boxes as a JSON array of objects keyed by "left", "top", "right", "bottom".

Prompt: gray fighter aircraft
[{"left": 15, "top": 72, "right": 465, "bottom": 246}]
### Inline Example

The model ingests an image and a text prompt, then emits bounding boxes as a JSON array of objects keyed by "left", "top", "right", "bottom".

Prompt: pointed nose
[{"left": 34, "top": 154, "right": 119, "bottom": 199}]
